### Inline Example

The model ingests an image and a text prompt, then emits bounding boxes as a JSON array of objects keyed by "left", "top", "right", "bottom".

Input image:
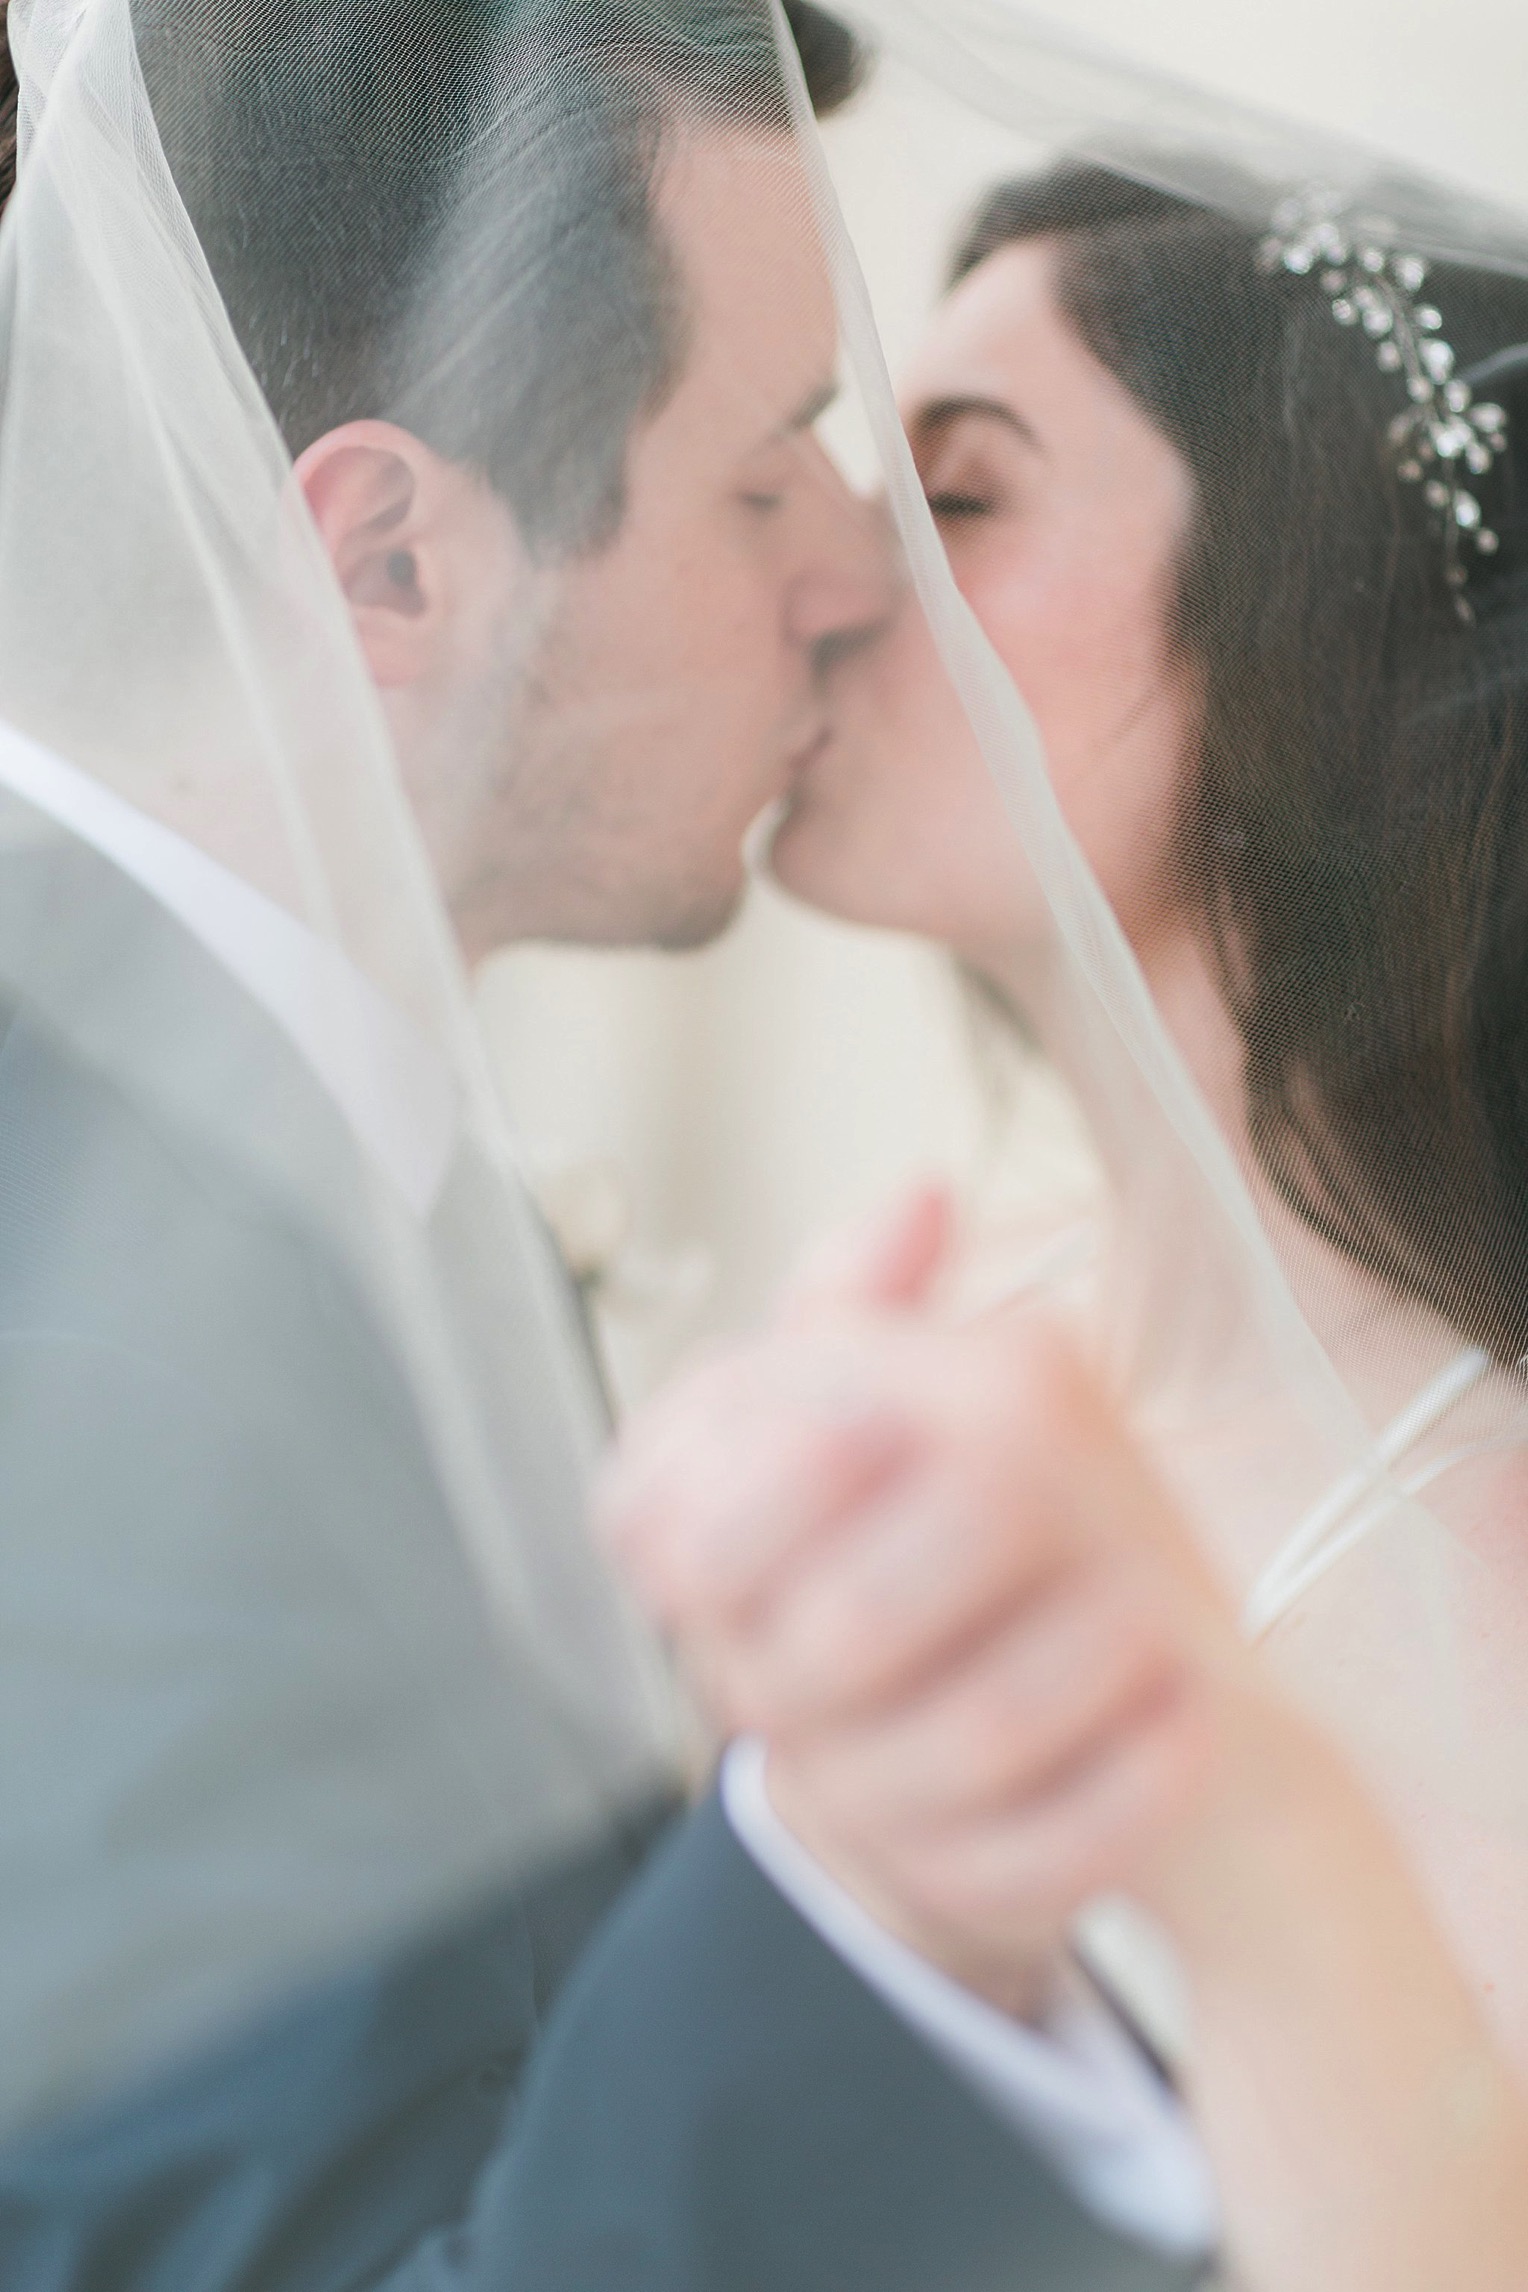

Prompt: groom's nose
[{"left": 783, "top": 446, "right": 900, "bottom": 659}]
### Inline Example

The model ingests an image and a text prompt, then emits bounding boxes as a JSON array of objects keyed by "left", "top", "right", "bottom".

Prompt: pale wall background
[{"left": 477, "top": 0, "right": 1528, "bottom": 1406}]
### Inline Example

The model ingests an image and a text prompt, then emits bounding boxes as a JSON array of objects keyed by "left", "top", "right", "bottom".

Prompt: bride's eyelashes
[
  {"left": 917, "top": 444, "right": 1011, "bottom": 524},
  {"left": 910, "top": 398, "right": 1036, "bottom": 527},
  {"left": 925, "top": 487, "right": 995, "bottom": 520}
]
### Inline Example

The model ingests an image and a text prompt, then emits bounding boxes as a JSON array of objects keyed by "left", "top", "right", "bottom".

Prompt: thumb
[{"left": 781, "top": 1180, "right": 955, "bottom": 1329}]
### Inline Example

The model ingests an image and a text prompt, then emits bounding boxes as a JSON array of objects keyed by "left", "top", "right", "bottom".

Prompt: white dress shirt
[
  {"left": 0, "top": 723, "right": 460, "bottom": 1216},
  {"left": 0, "top": 718, "right": 1219, "bottom": 2263},
  {"left": 725, "top": 1738, "right": 1218, "bottom": 2258}
]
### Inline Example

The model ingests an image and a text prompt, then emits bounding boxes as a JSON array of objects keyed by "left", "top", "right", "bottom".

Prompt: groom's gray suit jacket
[{"left": 0, "top": 820, "right": 1205, "bottom": 2291}]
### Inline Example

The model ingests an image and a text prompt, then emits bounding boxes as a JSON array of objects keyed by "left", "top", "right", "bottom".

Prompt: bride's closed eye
[
  {"left": 920, "top": 449, "right": 1004, "bottom": 521},
  {"left": 911, "top": 396, "right": 1037, "bottom": 528},
  {"left": 916, "top": 439, "right": 1018, "bottom": 527},
  {"left": 926, "top": 486, "right": 994, "bottom": 520}
]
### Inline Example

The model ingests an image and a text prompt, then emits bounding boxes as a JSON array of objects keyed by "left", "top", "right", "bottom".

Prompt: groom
[{"left": 0, "top": 2, "right": 1209, "bottom": 2286}]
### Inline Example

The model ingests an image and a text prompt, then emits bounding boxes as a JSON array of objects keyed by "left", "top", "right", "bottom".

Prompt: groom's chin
[{"left": 646, "top": 875, "right": 749, "bottom": 953}]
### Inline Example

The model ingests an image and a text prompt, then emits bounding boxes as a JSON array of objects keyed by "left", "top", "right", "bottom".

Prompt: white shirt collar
[
  {"left": 721, "top": 1735, "right": 1220, "bottom": 2260},
  {"left": 0, "top": 720, "right": 459, "bottom": 1217}
]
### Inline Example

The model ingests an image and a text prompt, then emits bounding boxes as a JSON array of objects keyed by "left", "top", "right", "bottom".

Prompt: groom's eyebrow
[
  {"left": 915, "top": 395, "right": 1042, "bottom": 451},
  {"left": 779, "top": 379, "right": 840, "bottom": 437}
]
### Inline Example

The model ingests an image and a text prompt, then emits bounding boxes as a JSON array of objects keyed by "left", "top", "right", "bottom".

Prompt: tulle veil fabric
[
  {"left": 818, "top": 0, "right": 1528, "bottom": 2059},
  {"left": 0, "top": 0, "right": 687, "bottom": 2137},
  {"left": 5, "top": 0, "right": 1528, "bottom": 2145}
]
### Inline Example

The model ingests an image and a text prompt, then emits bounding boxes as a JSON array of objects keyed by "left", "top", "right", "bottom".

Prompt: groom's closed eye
[
  {"left": 782, "top": 376, "right": 841, "bottom": 439},
  {"left": 735, "top": 383, "right": 849, "bottom": 519}
]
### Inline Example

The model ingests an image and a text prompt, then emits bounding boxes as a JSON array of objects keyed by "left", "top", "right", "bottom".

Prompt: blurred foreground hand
[
  {"left": 604, "top": 1187, "right": 1528, "bottom": 2292},
  {"left": 598, "top": 1183, "right": 1244, "bottom": 2013}
]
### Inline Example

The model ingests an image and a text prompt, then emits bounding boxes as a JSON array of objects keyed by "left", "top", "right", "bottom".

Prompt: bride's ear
[{"left": 294, "top": 420, "right": 476, "bottom": 688}]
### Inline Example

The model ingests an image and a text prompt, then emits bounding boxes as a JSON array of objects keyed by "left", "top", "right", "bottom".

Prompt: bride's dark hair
[
  {"left": 0, "top": 2, "right": 16, "bottom": 215},
  {"left": 956, "top": 163, "right": 1528, "bottom": 1361}
]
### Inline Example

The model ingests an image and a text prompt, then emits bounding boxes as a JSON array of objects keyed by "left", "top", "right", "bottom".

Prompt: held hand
[
  {"left": 599, "top": 1185, "right": 1242, "bottom": 2001},
  {"left": 606, "top": 1189, "right": 1528, "bottom": 2292}
]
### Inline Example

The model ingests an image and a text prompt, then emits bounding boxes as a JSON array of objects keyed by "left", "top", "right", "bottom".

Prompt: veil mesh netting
[
  {"left": 806, "top": 0, "right": 1528, "bottom": 2059},
  {"left": 7, "top": 0, "right": 1528, "bottom": 2142}
]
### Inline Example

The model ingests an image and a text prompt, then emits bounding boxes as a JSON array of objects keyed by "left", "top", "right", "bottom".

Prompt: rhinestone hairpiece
[{"left": 1260, "top": 189, "right": 1509, "bottom": 623}]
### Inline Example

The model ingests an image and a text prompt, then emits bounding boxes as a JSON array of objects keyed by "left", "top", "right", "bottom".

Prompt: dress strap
[{"left": 1244, "top": 1345, "right": 1493, "bottom": 1639}]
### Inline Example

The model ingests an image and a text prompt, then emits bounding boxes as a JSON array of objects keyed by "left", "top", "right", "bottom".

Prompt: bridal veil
[
  {"left": 4, "top": 0, "right": 1528, "bottom": 2143},
  {"left": 813, "top": 0, "right": 1528, "bottom": 2059}
]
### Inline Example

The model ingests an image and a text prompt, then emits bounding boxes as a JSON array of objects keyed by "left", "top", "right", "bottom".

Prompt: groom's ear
[{"left": 294, "top": 420, "right": 512, "bottom": 689}]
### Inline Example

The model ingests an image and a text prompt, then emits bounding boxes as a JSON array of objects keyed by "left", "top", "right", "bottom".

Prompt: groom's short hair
[{"left": 139, "top": 1, "right": 862, "bottom": 558}]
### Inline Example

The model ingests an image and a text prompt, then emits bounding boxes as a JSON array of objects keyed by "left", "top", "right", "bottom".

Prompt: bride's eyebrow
[{"left": 913, "top": 395, "right": 1043, "bottom": 452}]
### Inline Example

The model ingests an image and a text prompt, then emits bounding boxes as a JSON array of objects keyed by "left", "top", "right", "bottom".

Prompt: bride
[{"left": 604, "top": 157, "right": 1528, "bottom": 2290}]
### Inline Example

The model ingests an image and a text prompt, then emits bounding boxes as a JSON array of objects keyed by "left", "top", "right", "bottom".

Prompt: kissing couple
[{"left": 4, "top": 3, "right": 1528, "bottom": 2289}]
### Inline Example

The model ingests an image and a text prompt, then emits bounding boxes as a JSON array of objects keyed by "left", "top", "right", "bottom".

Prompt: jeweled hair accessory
[{"left": 1260, "top": 189, "right": 1509, "bottom": 623}]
